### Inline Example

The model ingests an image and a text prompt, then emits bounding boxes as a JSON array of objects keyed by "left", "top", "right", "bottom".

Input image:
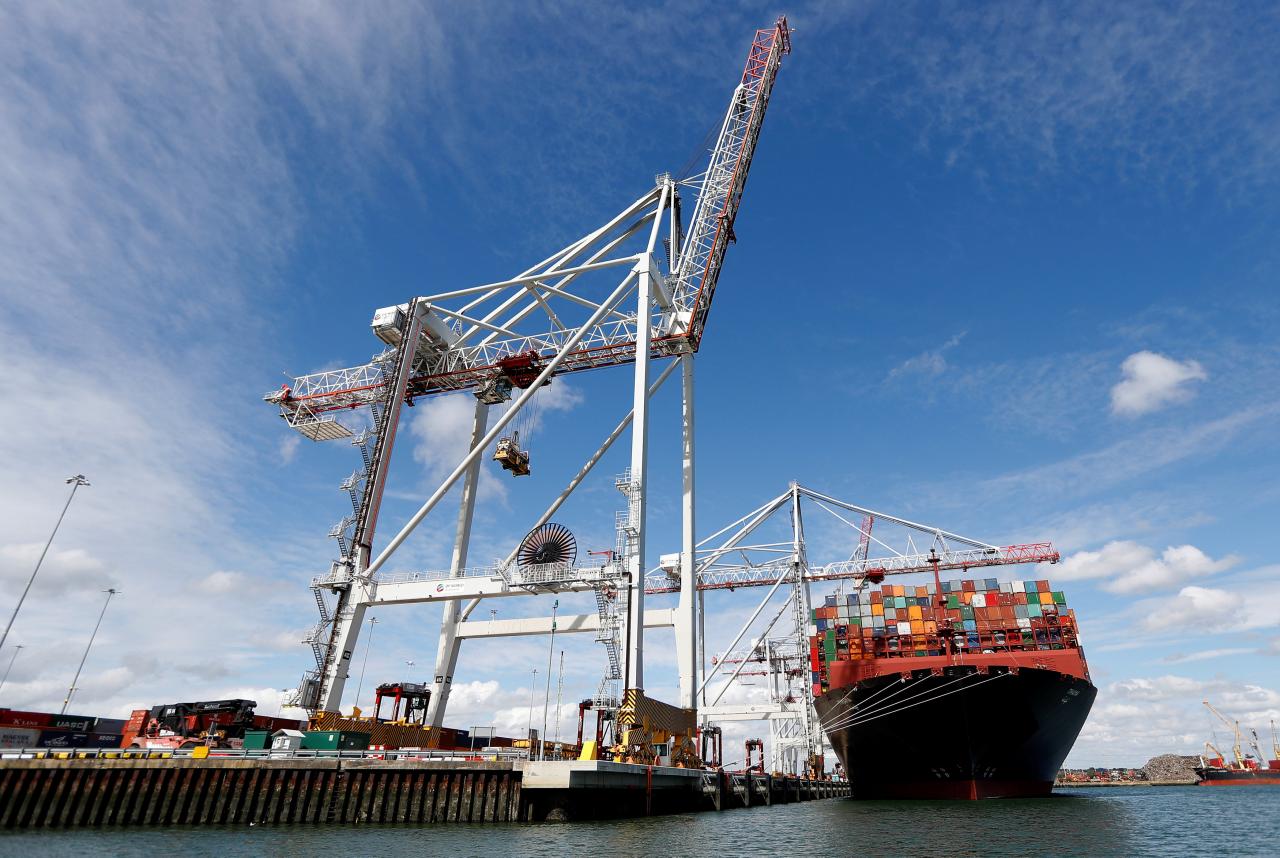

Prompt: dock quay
[{"left": 0, "top": 754, "right": 849, "bottom": 828}]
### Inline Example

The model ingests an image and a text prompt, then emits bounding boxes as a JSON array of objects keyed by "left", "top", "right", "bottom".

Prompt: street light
[
  {"left": 61, "top": 588, "right": 119, "bottom": 714},
  {"left": 0, "top": 644, "right": 25, "bottom": 697},
  {"left": 352, "top": 616, "right": 378, "bottom": 716},
  {"left": 540, "top": 599, "right": 559, "bottom": 761},
  {"left": 0, "top": 475, "right": 90, "bottom": 655}
]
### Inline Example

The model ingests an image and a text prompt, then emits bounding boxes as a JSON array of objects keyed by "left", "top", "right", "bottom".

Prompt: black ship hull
[{"left": 814, "top": 666, "right": 1096, "bottom": 799}]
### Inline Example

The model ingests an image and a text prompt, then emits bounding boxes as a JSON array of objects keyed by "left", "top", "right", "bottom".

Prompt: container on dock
[
  {"left": 242, "top": 730, "right": 271, "bottom": 750},
  {"left": 0, "top": 727, "right": 40, "bottom": 749},
  {"left": 302, "top": 730, "right": 370, "bottom": 751}
]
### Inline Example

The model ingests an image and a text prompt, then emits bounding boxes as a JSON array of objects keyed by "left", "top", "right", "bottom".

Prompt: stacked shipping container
[
  {"left": 808, "top": 578, "right": 1081, "bottom": 697},
  {"left": 0, "top": 709, "right": 127, "bottom": 749}
]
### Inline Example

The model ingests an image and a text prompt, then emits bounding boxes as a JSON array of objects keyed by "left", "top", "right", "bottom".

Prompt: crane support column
[
  {"left": 317, "top": 301, "right": 427, "bottom": 713},
  {"left": 624, "top": 254, "right": 657, "bottom": 692},
  {"left": 676, "top": 353, "right": 697, "bottom": 709},
  {"left": 426, "top": 398, "right": 491, "bottom": 728}
]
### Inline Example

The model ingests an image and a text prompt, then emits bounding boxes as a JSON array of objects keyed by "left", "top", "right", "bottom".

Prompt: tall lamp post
[
  {"left": 540, "top": 599, "right": 559, "bottom": 761},
  {"left": 352, "top": 616, "right": 378, "bottom": 715},
  {"left": 1, "top": 475, "right": 90, "bottom": 654},
  {"left": 61, "top": 588, "right": 119, "bottom": 714},
  {"left": 0, "top": 644, "right": 25, "bottom": 696}
]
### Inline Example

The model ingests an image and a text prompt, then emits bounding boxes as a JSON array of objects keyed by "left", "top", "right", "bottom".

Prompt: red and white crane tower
[{"left": 266, "top": 19, "right": 795, "bottom": 723}]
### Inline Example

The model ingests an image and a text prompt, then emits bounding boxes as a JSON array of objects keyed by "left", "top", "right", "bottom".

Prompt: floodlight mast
[{"left": 267, "top": 19, "right": 794, "bottom": 719}]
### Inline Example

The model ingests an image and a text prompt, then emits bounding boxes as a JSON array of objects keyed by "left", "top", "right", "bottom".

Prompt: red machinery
[
  {"left": 125, "top": 699, "right": 258, "bottom": 749},
  {"left": 373, "top": 682, "right": 431, "bottom": 725}
]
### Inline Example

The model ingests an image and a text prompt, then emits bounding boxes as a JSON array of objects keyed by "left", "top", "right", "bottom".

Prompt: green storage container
[
  {"left": 961, "top": 606, "right": 975, "bottom": 620},
  {"left": 1028, "top": 602, "right": 1043, "bottom": 618},
  {"left": 1052, "top": 591, "right": 1066, "bottom": 605},
  {"left": 946, "top": 594, "right": 961, "bottom": 609},
  {"left": 241, "top": 730, "right": 270, "bottom": 751},
  {"left": 301, "top": 730, "right": 371, "bottom": 751}
]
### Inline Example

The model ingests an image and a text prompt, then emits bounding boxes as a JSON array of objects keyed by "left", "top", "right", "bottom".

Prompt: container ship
[
  {"left": 1195, "top": 706, "right": 1280, "bottom": 785},
  {"left": 809, "top": 576, "right": 1095, "bottom": 799}
]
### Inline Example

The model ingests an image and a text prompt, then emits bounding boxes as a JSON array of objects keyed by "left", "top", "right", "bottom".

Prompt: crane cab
[{"left": 494, "top": 433, "right": 530, "bottom": 476}]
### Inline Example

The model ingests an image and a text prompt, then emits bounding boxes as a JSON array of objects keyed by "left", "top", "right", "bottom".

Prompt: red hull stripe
[{"left": 1198, "top": 778, "right": 1280, "bottom": 786}]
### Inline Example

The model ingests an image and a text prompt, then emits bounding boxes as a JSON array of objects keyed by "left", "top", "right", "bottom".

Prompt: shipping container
[{"left": 0, "top": 727, "right": 40, "bottom": 749}]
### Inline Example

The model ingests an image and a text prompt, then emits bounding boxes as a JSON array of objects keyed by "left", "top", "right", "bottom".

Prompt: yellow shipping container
[
  {"left": 908, "top": 605, "right": 923, "bottom": 620},
  {"left": 910, "top": 620, "right": 925, "bottom": 634},
  {"left": 872, "top": 603, "right": 884, "bottom": 616},
  {"left": 1039, "top": 591, "right": 1054, "bottom": 604}
]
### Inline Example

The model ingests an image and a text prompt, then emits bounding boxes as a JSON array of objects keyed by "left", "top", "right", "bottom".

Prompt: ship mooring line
[
  {"left": 818, "top": 672, "right": 976, "bottom": 733},
  {"left": 838, "top": 671, "right": 1013, "bottom": 731},
  {"left": 817, "top": 675, "right": 931, "bottom": 733}
]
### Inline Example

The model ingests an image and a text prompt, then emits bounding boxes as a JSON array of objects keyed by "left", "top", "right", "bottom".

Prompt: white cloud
[
  {"left": 0, "top": 544, "right": 110, "bottom": 595},
  {"left": 1110, "top": 351, "right": 1207, "bottom": 416},
  {"left": 197, "top": 570, "right": 246, "bottom": 595},
  {"left": 1162, "top": 648, "right": 1254, "bottom": 664},
  {"left": 1139, "top": 584, "right": 1280, "bottom": 634},
  {"left": 1056, "top": 540, "right": 1237, "bottom": 594}
]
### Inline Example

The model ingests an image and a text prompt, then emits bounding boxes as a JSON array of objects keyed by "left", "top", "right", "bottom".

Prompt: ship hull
[
  {"left": 1195, "top": 768, "right": 1280, "bottom": 785},
  {"left": 814, "top": 666, "right": 1096, "bottom": 800}
]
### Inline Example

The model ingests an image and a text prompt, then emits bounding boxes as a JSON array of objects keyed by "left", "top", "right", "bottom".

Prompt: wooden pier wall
[
  {"left": 0, "top": 757, "right": 850, "bottom": 828},
  {"left": 0, "top": 759, "right": 521, "bottom": 828}
]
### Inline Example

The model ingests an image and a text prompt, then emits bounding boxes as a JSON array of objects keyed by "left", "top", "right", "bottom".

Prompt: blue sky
[{"left": 1, "top": 1, "right": 1278, "bottom": 767}]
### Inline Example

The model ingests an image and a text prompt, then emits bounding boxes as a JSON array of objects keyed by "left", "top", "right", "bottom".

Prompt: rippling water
[{"left": 4, "top": 786, "right": 1278, "bottom": 857}]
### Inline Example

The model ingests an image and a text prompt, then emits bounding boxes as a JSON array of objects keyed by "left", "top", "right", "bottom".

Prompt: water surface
[{"left": 4, "top": 786, "right": 1276, "bottom": 857}]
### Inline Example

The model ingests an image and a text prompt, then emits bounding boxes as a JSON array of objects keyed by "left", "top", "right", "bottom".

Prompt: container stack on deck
[{"left": 809, "top": 578, "right": 1079, "bottom": 696}]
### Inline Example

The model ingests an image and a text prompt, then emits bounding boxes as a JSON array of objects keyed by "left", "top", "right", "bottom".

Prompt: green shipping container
[
  {"left": 946, "top": 594, "right": 961, "bottom": 609},
  {"left": 961, "top": 606, "right": 975, "bottom": 620},
  {"left": 1027, "top": 603, "right": 1042, "bottom": 618},
  {"left": 1052, "top": 591, "right": 1066, "bottom": 605},
  {"left": 301, "top": 730, "right": 371, "bottom": 751},
  {"left": 241, "top": 730, "right": 270, "bottom": 751}
]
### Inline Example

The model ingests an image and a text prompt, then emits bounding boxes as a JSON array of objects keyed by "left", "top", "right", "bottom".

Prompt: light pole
[
  {"left": 540, "top": 599, "right": 558, "bottom": 761},
  {"left": 61, "top": 588, "right": 118, "bottom": 714},
  {"left": 1, "top": 475, "right": 90, "bottom": 655},
  {"left": 526, "top": 667, "right": 538, "bottom": 758},
  {"left": 353, "top": 616, "right": 378, "bottom": 716},
  {"left": 0, "top": 644, "right": 25, "bottom": 696}
]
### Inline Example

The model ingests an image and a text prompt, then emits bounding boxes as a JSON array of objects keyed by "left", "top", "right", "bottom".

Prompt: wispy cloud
[{"left": 886, "top": 332, "right": 965, "bottom": 382}]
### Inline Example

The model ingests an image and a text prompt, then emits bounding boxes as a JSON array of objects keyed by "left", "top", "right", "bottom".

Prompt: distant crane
[{"left": 1203, "top": 699, "right": 1246, "bottom": 769}]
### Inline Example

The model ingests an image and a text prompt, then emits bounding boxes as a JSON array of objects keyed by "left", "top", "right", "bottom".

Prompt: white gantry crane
[{"left": 266, "top": 19, "right": 795, "bottom": 725}]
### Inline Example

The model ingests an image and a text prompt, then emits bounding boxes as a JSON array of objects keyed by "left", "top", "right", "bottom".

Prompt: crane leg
[{"left": 425, "top": 399, "right": 490, "bottom": 728}]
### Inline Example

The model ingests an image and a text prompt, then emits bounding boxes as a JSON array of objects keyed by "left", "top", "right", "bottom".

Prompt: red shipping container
[
  {"left": 1036, "top": 580, "right": 1050, "bottom": 592},
  {"left": 961, "top": 580, "right": 976, "bottom": 592},
  {"left": 0, "top": 710, "right": 52, "bottom": 729},
  {"left": 870, "top": 591, "right": 883, "bottom": 604}
]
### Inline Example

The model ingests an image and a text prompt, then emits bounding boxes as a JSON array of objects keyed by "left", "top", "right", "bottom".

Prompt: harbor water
[{"left": 2, "top": 786, "right": 1277, "bottom": 857}]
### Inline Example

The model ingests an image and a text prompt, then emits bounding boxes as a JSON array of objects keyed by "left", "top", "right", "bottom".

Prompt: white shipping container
[
  {"left": 972, "top": 593, "right": 987, "bottom": 608},
  {"left": 1011, "top": 580, "right": 1025, "bottom": 593},
  {"left": 1017, "top": 618, "right": 1031, "bottom": 629},
  {"left": 897, "top": 621, "right": 912, "bottom": 635},
  {"left": 999, "top": 581, "right": 1013, "bottom": 593},
  {"left": 0, "top": 728, "right": 39, "bottom": 749}
]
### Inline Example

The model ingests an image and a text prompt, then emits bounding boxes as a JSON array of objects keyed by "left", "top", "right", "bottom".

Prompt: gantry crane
[{"left": 266, "top": 18, "right": 794, "bottom": 720}]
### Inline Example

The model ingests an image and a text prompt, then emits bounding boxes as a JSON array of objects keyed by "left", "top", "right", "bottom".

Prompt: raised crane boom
[{"left": 265, "top": 17, "right": 793, "bottom": 436}]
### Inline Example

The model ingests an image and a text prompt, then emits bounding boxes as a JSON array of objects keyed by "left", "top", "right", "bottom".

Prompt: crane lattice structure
[
  {"left": 267, "top": 19, "right": 794, "bottom": 724},
  {"left": 683, "top": 483, "right": 1058, "bottom": 774}
]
